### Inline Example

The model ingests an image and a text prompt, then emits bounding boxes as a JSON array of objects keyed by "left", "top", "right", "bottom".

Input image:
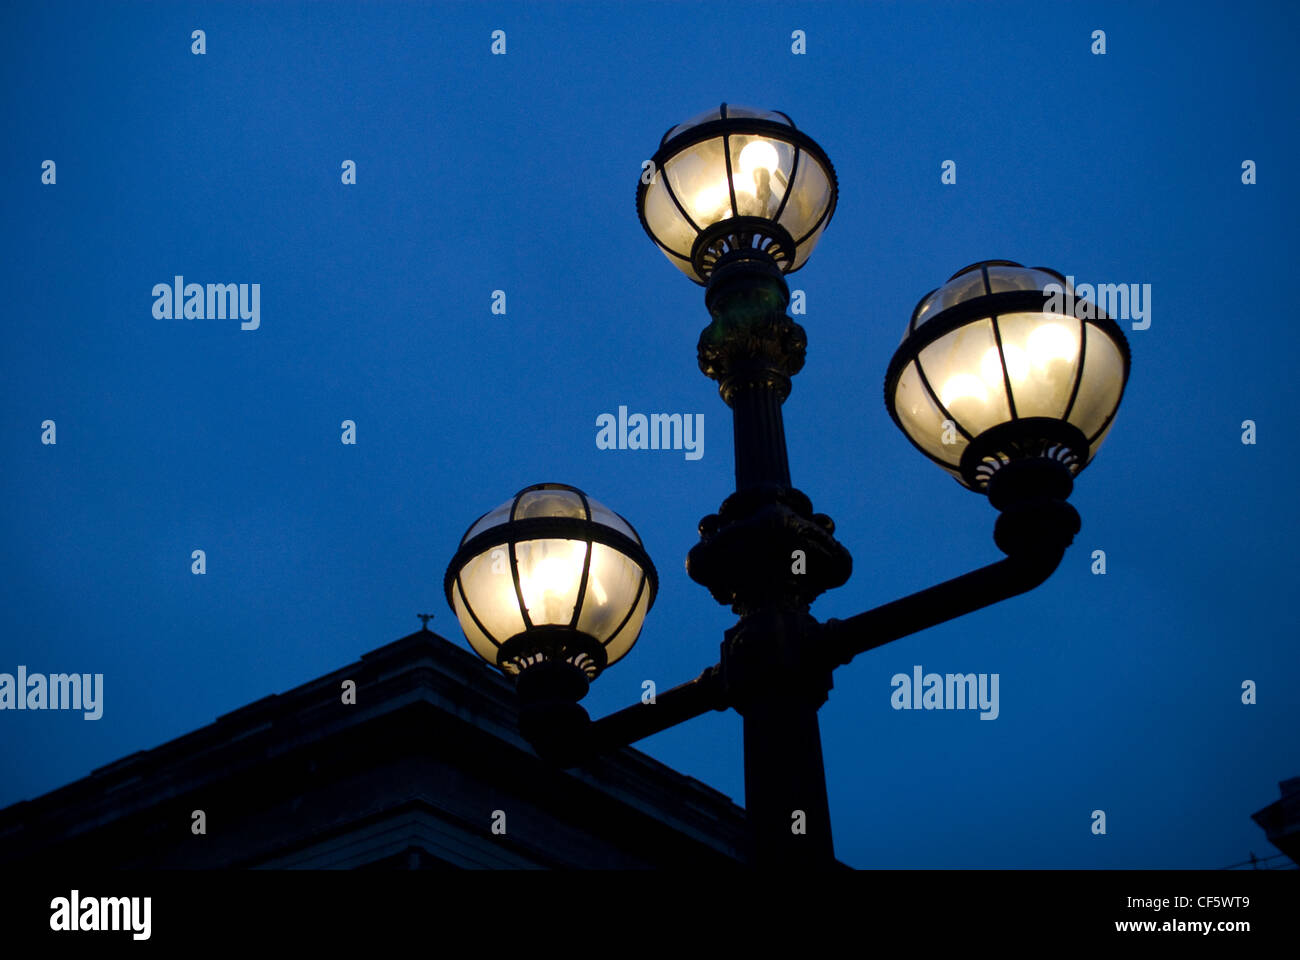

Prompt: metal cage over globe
[
  {"left": 636, "top": 103, "right": 838, "bottom": 284},
  {"left": 444, "top": 483, "right": 657, "bottom": 680},
  {"left": 884, "top": 260, "right": 1131, "bottom": 491}
]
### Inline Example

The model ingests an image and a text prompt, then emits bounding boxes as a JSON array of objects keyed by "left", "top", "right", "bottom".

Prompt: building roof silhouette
[
  {"left": 0, "top": 629, "right": 751, "bottom": 868},
  {"left": 1250, "top": 777, "right": 1300, "bottom": 869}
]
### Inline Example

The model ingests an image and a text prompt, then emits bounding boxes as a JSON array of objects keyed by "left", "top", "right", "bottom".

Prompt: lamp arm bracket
[
  {"left": 821, "top": 549, "right": 1067, "bottom": 668},
  {"left": 587, "top": 664, "right": 726, "bottom": 752},
  {"left": 822, "top": 493, "right": 1081, "bottom": 667}
]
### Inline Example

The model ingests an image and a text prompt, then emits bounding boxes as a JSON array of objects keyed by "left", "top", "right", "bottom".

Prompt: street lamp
[
  {"left": 444, "top": 483, "right": 656, "bottom": 763},
  {"left": 445, "top": 483, "right": 655, "bottom": 680},
  {"left": 637, "top": 103, "right": 837, "bottom": 284},
  {"left": 443, "top": 105, "right": 1132, "bottom": 868},
  {"left": 886, "top": 260, "right": 1130, "bottom": 490}
]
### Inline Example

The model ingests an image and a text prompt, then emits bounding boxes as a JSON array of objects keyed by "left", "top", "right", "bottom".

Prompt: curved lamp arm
[
  {"left": 589, "top": 665, "right": 726, "bottom": 751},
  {"left": 821, "top": 546, "right": 1068, "bottom": 668},
  {"left": 519, "top": 664, "right": 725, "bottom": 766},
  {"left": 821, "top": 460, "right": 1083, "bottom": 668}
]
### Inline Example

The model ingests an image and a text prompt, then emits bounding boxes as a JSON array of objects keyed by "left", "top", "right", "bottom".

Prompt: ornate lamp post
[{"left": 444, "top": 104, "right": 1131, "bottom": 867}]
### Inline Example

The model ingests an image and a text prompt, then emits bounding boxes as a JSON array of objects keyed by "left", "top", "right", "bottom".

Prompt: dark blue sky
[{"left": 3, "top": 0, "right": 1297, "bottom": 868}]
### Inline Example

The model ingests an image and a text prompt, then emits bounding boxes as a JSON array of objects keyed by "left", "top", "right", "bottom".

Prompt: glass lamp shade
[
  {"left": 443, "top": 483, "right": 657, "bottom": 679},
  {"left": 636, "top": 103, "right": 837, "bottom": 284},
  {"left": 885, "top": 260, "right": 1131, "bottom": 491}
]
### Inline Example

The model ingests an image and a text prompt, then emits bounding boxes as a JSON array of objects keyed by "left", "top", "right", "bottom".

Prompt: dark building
[
  {"left": 0, "top": 628, "right": 751, "bottom": 868},
  {"left": 1252, "top": 777, "right": 1300, "bottom": 868}
]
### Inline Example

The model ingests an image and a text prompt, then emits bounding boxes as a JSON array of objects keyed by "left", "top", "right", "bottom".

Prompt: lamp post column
[
  {"left": 699, "top": 258, "right": 799, "bottom": 491},
  {"left": 689, "top": 255, "right": 852, "bottom": 867}
]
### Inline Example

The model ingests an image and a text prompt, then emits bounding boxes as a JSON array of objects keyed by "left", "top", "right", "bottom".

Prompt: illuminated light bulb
[
  {"left": 736, "top": 139, "right": 786, "bottom": 215},
  {"left": 738, "top": 139, "right": 779, "bottom": 180},
  {"left": 519, "top": 542, "right": 587, "bottom": 623},
  {"left": 692, "top": 179, "right": 733, "bottom": 222},
  {"left": 940, "top": 372, "right": 988, "bottom": 408},
  {"left": 1027, "top": 322, "right": 1078, "bottom": 368}
]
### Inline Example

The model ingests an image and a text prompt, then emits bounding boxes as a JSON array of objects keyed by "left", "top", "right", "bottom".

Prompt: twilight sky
[{"left": 2, "top": 0, "right": 1297, "bottom": 868}]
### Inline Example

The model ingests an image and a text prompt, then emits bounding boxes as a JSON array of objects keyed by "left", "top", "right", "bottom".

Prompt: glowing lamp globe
[
  {"left": 444, "top": 484, "right": 657, "bottom": 680},
  {"left": 885, "top": 261, "right": 1131, "bottom": 491},
  {"left": 636, "top": 103, "right": 837, "bottom": 284}
]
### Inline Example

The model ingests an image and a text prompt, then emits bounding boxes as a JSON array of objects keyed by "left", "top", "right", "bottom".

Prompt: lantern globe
[
  {"left": 444, "top": 483, "right": 656, "bottom": 680},
  {"left": 884, "top": 260, "right": 1131, "bottom": 492},
  {"left": 636, "top": 103, "right": 838, "bottom": 285}
]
